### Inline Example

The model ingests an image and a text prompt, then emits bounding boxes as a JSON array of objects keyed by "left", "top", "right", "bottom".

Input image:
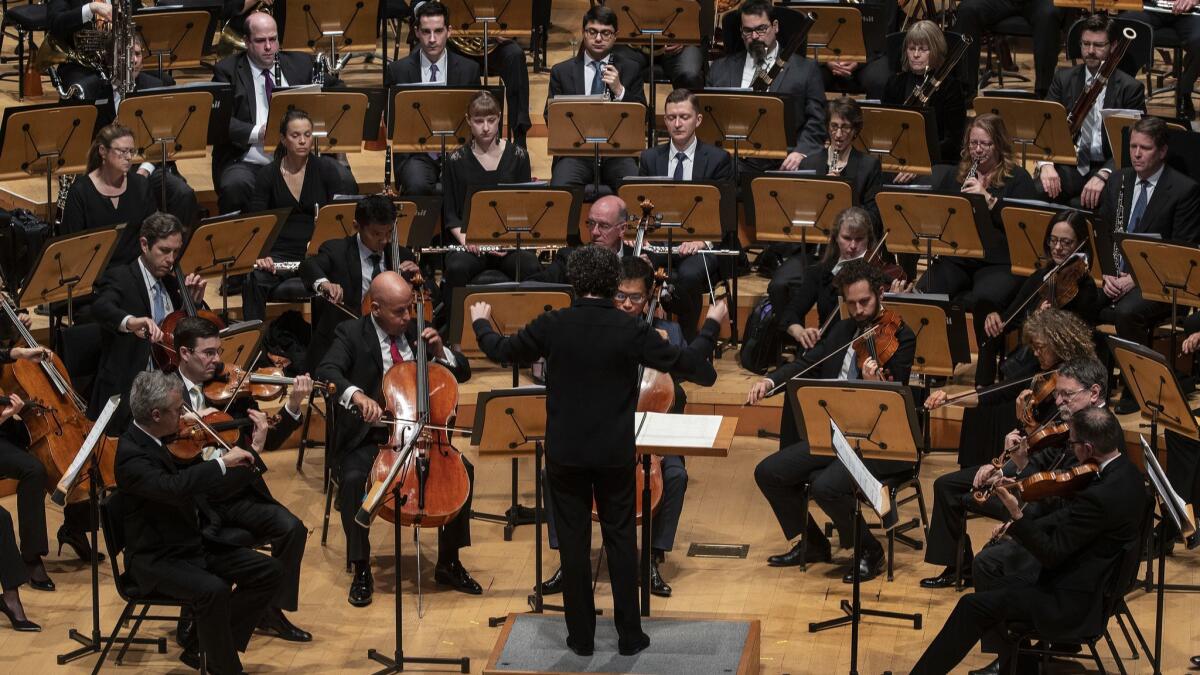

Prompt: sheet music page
[
  {"left": 831, "top": 419, "right": 888, "bottom": 517},
  {"left": 1142, "top": 436, "right": 1197, "bottom": 536},
  {"left": 54, "top": 395, "right": 121, "bottom": 503},
  {"left": 634, "top": 412, "right": 722, "bottom": 449}
]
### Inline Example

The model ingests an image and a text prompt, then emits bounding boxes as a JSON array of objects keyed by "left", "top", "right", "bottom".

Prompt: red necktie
[{"left": 389, "top": 336, "right": 404, "bottom": 365}]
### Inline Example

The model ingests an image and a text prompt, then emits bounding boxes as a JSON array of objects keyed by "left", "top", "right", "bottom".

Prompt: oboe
[
  {"left": 962, "top": 159, "right": 980, "bottom": 189},
  {"left": 1113, "top": 181, "right": 1126, "bottom": 272},
  {"left": 828, "top": 145, "right": 841, "bottom": 176}
]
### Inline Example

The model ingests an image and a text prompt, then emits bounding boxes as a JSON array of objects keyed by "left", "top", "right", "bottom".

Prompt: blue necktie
[
  {"left": 1128, "top": 179, "right": 1150, "bottom": 234},
  {"left": 673, "top": 152, "right": 687, "bottom": 181},
  {"left": 590, "top": 60, "right": 606, "bottom": 96},
  {"left": 151, "top": 282, "right": 169, "bottom": 324}
]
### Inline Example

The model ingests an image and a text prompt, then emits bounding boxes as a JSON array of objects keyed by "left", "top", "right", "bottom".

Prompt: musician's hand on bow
[
  {"left": 351, "top": 391, "right": 383, "bottom": 424},
  {"left": 984, "top": 311, "right": 1004, "bottom": 338},
  {"left": 1182, "top": 331, "right": 1200, "bottom": 355},
  {"left": 286, "top": 374, "right": 313, "bottom": 414},
  {"left": 1174, "top": 0, "right": 1197, "bottom": 14},
  {"left": 222, "top": 447, "right": 255, "bottom": 469},
  {"left": 994, "top": 483, "right": 1023, "bottom": 520},
  {"left": 1102, "top": 273, "right": 1133, "bottom": 300},
  {"left": 398, "top": 260, "right": 420, "bottom": 276},
  {"left": 469, "top": 301, "right": 492, "bottom": 324},
  {"left": 129, "top": 317, "right": 164, "bottom": 343},
  {"left": 780, "top": 151, "right": 805, "bottom": 171},
  {"left": 89, "top": 1, "right": 112, "bottom": 20},
  {"left": 185, "top": 273, "right": 206, "bottom": 304},
  {"left": 746, "top": 377, "right": 774, "bottom": 405},
  {"left": 924, "top": 389, "right": 948, "bottom": 410},
  {"left": 1080, "top": 175, "right": 1106, "bottom": 209},
  {"left": 893, "top": 171, "right": 917, "bottom": 184},
  {"left": 787, "top": 324, "right": 822, "bottom": 350},
  {"left": 421, "top": 326, "right": 447, "bottom": 360},
  {"left": 320, "top": 281, "right": 344, "bottom": 305},
  {"left": 10, "top": 346, "right": 49, "bottom": 363},
  {"left": 0, "top": 394, "right": 24, "bottom": 424},
  {"left": 677, "top": 241, "right": 706, "bottom": 257},
  {"left": 1038, "top": 164, "right": 1062, "bottom": 199},
  {"left": 600, "top": 64, "right": 624, "bottom": 99},
  {"left": 254, "top": 257, "right": 276, "bottom": 273},
  {"left": 247, "top": 408, "right": 269, "bottom": 453}
]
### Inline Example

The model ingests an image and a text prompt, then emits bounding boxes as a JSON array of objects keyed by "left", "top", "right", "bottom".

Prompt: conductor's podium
[{"left": 485, "top": 613, "right": 761, "bottom": 674}]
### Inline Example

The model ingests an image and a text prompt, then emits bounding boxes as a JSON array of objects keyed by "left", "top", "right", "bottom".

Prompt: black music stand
[
  {"left": 1119, "top": 235, "right": 1200, "bottom": 362},
  {"left": 18, "top": 224, "right": 124, "bottom": 326},
  {"left": 178, "top": 209, "right": 288, "bottom": 318},
  {"left": 118, "top": 89, "right": 213, "bottom": 208},
  {"left": 876, "top": 188, "right": 990, "bottom": 274},
  {"left": 461, "top": 186, "right": 577, "bottom": 282},
  {"left": 611, "top": 1, "right": 702, "bottom": 145},
  {"left": 1142, "top": 435, "right": 1197, "bottom": 675},
  {"left": 546, "top": 99, "right": 647, "bottom": 194},
  {"left": 0, "top": 102, "right": 96, "bottom": 230}
]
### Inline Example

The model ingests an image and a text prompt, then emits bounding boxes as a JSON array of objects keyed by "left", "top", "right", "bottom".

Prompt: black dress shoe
[
  {"left": 1190, "top": 654, "right": 1200, "bottom": 667},
  {"left": 618, "top": 633, "right": 651, "bottom": 656},
  {"left": 258, "top": 608, "right": 312, "bottom": 642},
  {"left": 27, "top": 576, "right": 55, "bottom": 592},
  {"left": 0, "top": 603, "right": 40, "bottom": 632},
  {"left": 348, "top": 566, "right": 373, "bottom": 607},
  {"left": 968, "top": 657, "right": 999, "bottom": 675},
  {"left": 1114, "top": 393, "right": 1140, "bottom": 415},
  {"left": 766, "top": 540, "right": 832, "bottom": 567},
  {"left": 537, "top": 567, "right": 564, "bottom": 595},
  {"left": 179, "top": 647, "right": 202, "bottom": 671},
  {"left": 57, "top": 526, "right": 104, "bottom": 562},
  {"left": 919, "top": 566, "right": 971, "bottom": 589},
  {"left": 842, "top": 546, "right": 885, "bottom": 584},
  {"left": 649, "top": 560, "right": 672, "bottom": 598},
  {"left": 434, "top": 560, "right": 482, "bottom": 595},
  {"left": 566, "top": 636, "right": 593, "bottom": 656}
]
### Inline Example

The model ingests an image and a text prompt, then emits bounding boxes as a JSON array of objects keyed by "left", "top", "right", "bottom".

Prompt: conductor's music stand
[
  {"left": 281, "top": 0, "right": 379, "bottom": 63},
  {"left": 695, "top": 91, "right": 792, "bottom": 182},
  {"left": 462, "top": 187, "right": 576, "bottom": 282},
  {"left": 798, "top": 4, "right": 868, "bottom": 64},
  {"left": 441, "top": 0, "right": 532, "bottom": 86},
  {"left": 133, "top": 8, "right": 215, "bottom": 75},
  {"left": 178, "top": 209, "right": 288, "bottom": 318},
  {"left": 267, "top": 89, "right": 368, "bottom": 155},
  {"left": 748, "top": 174, "right": 853, "bottom": 276},
  {"left": 854, "top": 104, "right": 935, "bottom": 174},
  {"left": 546, "top": 99, "right": 647, "bottom": 194},
  {"left": 1120, "top": 235, "right": 1200, "bottom": 361},
  {"left": 19, "top": 224, "right": 125, "bottom": 326},
  {"left": 0, "top": 102, "right": 97, "bottom": 229},
  {"left": 1052, "top": 0, "right": 1139, "bottom": 12},
  {"left": 1002, "top": 200, "right": 1103, "bottom": 286},
  {"left": 118, "top": 90, "right": 213, "bottom": 208},
  {"left": 876, "top": 189, "right": 990, "bottom": 273},
  {"left": 972, "top": 97, "right": 1076, "bottom": 166},
  {"left": 611, "top": 1, "right": 702, "bottom": 144}
]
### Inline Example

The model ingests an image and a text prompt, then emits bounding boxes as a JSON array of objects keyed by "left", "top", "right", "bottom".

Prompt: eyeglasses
[
  {"left": 584, "top": 28, "right": 616, "bottom": 39},
  {"left": 106, "top": 146, "right": 137, "bottom": 157},
  {"left": 1055, "top": 387, "right": 1086, "bottom": 400},
  {"left": 968, "top": 140, "right": 995, "bottom": 149},
  {"left": 1048, "top": 236, "right": 1077, "bottom": 248},
  {"left": 614, "top": 292, "right": 645, "bottom": 303},
  {"left": 741, "top": 23, "right": 773, "bottom": 37},
  {"left": 586, "top": 218, "right": 622, "bottom": 231},
  {"left": 829, "top": 123, "right": 856, "bottom": 134}
]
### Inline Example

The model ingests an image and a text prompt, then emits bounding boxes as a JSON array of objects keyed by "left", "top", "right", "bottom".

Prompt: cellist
[{"left": 315, "top": 271, "right": 477, "bottom": 608}]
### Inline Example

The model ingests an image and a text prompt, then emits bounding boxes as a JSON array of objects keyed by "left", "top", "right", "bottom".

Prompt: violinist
[
  {"left": 90, "top": 213, "right": 207, "bottom": 432},
  {"left": 746, "top": 260, "right": 914, "bottom": 582},
  {"left": 974, "top": 210, "right": 1101, "bottom": 387},
  {"left": 917, "top": 357, "right": 1106, "bottom": 593},
  {"left": 114, "top": 370, "right": 283, "bottom": 674},
  {"left": 910, "top": 407, "right": 1146, "bottom": 675},
  {"left": 300, "top": 194, "right": 419, "bottom": 371},
  {"left": 1036, "top": 15, "right": 1145, "bottom": 207},
  {"left": 880, "top": 20, "right": 966, "bottom": 169},
  {"left": 470, "top": 245, "right": 724, "bottom": 657},
  {"left": 316, "top": 271, "right": 477, "bottom": 607}
]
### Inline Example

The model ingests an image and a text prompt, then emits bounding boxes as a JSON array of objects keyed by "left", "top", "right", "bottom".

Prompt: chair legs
[
  {"left": 92, "top": 601, "right": 136, "bottom": 675},
  {"left": 114, "top": 604, "right": 151, "bottom": 665}
]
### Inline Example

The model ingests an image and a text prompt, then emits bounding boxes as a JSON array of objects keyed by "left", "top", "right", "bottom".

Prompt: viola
[
  {"left": 156, "top": 265, "right": 225, "bottom": 369},
  {"left": 852, "top": 309, "right": 903, "bottom": 379},
  {"left": 865, "top": 232, "right": 908, "bottom": 285},
  {"left": 167, "top": 410, "right": 253, "bottom": 462},
  {"left": 202, "top": 364, "right": 336, "bottom": 405},
  {"left": 992, "top": 460, "right": 1101, "bottom": 502},
  {"left": 1039, "top": 253, "right": 1089, "bottom": 310},
  {"left": 1016, "top": 371, "right": 1068, "bottom": 453}
]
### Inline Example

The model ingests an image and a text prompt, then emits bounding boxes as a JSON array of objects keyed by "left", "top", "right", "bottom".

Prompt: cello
[{"left": 156, "top": 265, "right": 225, "bottom": 369}]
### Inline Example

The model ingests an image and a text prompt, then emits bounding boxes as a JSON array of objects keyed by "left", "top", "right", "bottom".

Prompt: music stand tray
[
  {"left": 180, "top": 209, "right": 289, "bottom": 316},
  {"left": 219, "top": 322, "right": 265, "bottom": 371},
  {"left": 18, "top": 224, "right": 126, "bottom": 325},
  {"left": 462, "top": 187, "right": 576, "bottom": 255},
  {"left": 0, "top": 102, "right": 98, "bottom": 227},
  {"left": 616, "top": 180, "right": 731, "bottom": 243},
  {"left": 855, "top": 104, "right": 935, "bottom": 174},
  {"left": 267, "top": 90, "right": 368, "bottom": 154},
  {"left": 748, "top": 175, "right": 853, "bottom": 245},
  {"left": 1108, "top": 335, "right": 1198, "bottom": 442},
  {"left": 695, "top": 91, "right": 793, "bottom": 162},
  {"left": 281, "top": 0, "right": 379, "bottom": 55},
  {"left": 546, "top": 100, "right": 647, "bottom": 158},
  {"left": 1120, "top": 235, "right": 1200, "bottom": 358},
  {"left": 884, "top": 293, "right": 971, "bottom": 378},
  {"left": 876, "top": 189, "right": 990, "bottom": 268},
  {"left": 448, "top": 283, "right": 573, "bottom": 358},
  {"left": 1001, "top": 200, "right": 1103, "bottom": 286},
  {"left": 797, "top": 4, "right": 868, "bottom": 63},
  {"left": 133, "top": 8, "right": 214, "bottom": 72},
  {"left": 389, "top": 85, "right": 505, "bottom": 154},
  {"left": 972, "top": 97, "right": 1075, "bottom": 165}
]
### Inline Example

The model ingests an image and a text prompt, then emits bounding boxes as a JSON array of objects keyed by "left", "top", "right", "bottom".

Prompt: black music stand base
[
  {"left": 366, "top": 485, "right": 469, "bottom": 674},
  {"left": 472, "top": 362, "right": 538, "bottom": 540}
]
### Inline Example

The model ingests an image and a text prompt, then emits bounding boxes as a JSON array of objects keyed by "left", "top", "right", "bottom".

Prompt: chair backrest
[
  {"left": 1065, "top": 17, "right": 1154, "bottom": 77},
  {"left": 1103, "top": 487, "right": 1155, "bottom": 616}
]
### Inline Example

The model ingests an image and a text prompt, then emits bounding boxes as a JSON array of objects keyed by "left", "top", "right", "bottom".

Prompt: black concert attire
[
  {"left": 473, "top": 298, "right": 719, "bottom": 653},
  {"left": 547, "top": 50, "right": 645, "bottom": 194},
  {"left": 115, "top": 422, "right": 282, "bottom": 675},
  {"left": 60, "top": 172, "right": 156, "bottom": 269},
  {"left": 241, "top": 153, "right": 355, "bottom": 321},
  {"left": 911, "top": 453, "right": 1146, "bottom": 674},
  {"left": 0, "top": 505, "right": 28, "bottom": 593},
  {"left": 777, "top": 256, "right": 843, "bottom": 339},
  {"left": 448, "top": 39, "right": 534, "bottom": 145},
  {"left": 952, "top": 0, "right": 1064, "bottom": 99},
  {"left": 46, "top": 0, "right": 110, "bottom": 101},
  {"left": 754, "top": 315, "right": 916, "bottom": 563},
  {"left": 315, "top": 315, "right": 473, "bottom": 570},
  {"left": 882, "top": 70, "right": 967, "bottom": 164},
  {"left": 299, "top": 234, "right": 417, "bottom": 372},
  {"left": 613, "top": 43, "right": 705, "bottom": 91},
  {"left": 0, "top": 350, "right": 50, "bottom": 571},
  {"left": 384, "top": 49, "right": 482, "bottom": 195},
  {"left": 1121, "top": 10, "right": 1200, "bottom": 120}
]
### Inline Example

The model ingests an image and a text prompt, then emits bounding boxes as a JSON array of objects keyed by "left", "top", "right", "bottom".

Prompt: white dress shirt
[
  {"left": 740, "top": 43, "right": 779, "bottom": 89},
  {"left": 420, "top": 49, "right": 449, "bottom": 85},
  {"left": 667, "top": 137, "right": 698, "bottom": 181},
  {"left": 583, "top": 52, "right": 624, "bottom": 101},
  {"left": 339, "top": 316, "right": 458, "bottom": 408},
  {"left": 243, "top": 60, "right": 289, "bottom": 166}
]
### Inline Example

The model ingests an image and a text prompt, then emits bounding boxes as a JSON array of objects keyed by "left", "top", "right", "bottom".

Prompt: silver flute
[{"left": 640, "top": 244, "right": 740, "bottom": 256}]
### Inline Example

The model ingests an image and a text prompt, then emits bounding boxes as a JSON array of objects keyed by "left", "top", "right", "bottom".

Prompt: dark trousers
[
  {"left": 910, "top": 584, "right": 1052, "bottom": 674},
  {"left": 820, "top": 57, "right": 892, "bottom": 100},
  {"left": 147, "top": 167, "right": 200, "bottom": 227},
  {"left": 213, "top": 498, "right": 306, "bottom": 612},
  {"left": 153, "top": 547, "right": 283, "bottom": 675},
  {"left": 924, "top": 466, "right": 1009, "bottom": 567},
  {"left": 614, "top": 44, "right": 705, "bottom": 91},
  {"left": 216, "top": 160, "right": 265, "bottom": 215},
  {"left": 766, "top": 248, "right": 812, "bottom": 325},
  {"left": 0, "top": 506, "right": 28, "bottom": 591},
  {"left": 394, "top": 153, "right": 440, "bottom": 195},
  {"left": 972, "top": 537, "right": 1044, "bottom": 653},
  {"left": 550, "top": 156, "right": 639, "bottom": 195},
  {"left": 546, "top": 460, "right": 647, "bottom": 651},
  {"left": 953, "top": 0, "right": 1064, "bottom": 98},
  {"left": 648, "top": 251, "right": 721, "bottom": 342},
  {"left": 1031, "top": 163, "right": 1094, "bottom": 206},
  {"left": 338, "top": 444, "right": 473, "bottom": 564},
  {"left": 1165, "top": 430, "right": 1200, "bottom": 503},
  {"left": 441, "top": 250, "right": 542, "bottom": 327},
  {"left": 1123, "top": 11, "right": 1200, "bottom": 115},
  {"left": 921, "top": 257, "right": 1022, "bottom": 384},
  {"left": 0, "top": 437, "right": 47, "bottom": 562},
  {"left": 1098, "top": 286, "right": 1169, "bottom": 345},
  {"left": 241, "top": 268, "right": 306, "bottom": 322},
  {"left": 753, "top": 441, "right": 885, "bottom": 553}
]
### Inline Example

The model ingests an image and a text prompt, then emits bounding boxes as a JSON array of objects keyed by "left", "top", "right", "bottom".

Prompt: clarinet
[
  {"left": 828, "top": 145, "right": 841, "bottom": 176},
  {"left": 962, "top": 159, "right": 980, "bottom": 189},
  {"left": 1113, "top": 180, "right": 1126, "bottom": 272}
]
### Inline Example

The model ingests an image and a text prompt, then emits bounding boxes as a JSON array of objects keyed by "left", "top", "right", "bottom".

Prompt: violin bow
[
  {"left": 220, "top": 350, "right": 263, "bottom": 414},
  {"left": 319, "top": 289, "right": 360, "bottom": 320},
  {"left": 980, "top": 240, "right": 1088, "bottom": 349},
  {"left": 748, "top": 322, "right": 883, "bottom": 404},
  {"left": 938, "top": 371, "right": 1047, "bottom": 406}
]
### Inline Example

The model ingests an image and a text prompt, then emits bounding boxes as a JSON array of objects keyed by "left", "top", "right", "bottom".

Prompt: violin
[
  {"left": 156, "top": 265, "right": 225, "bottom": 369},
  {"left": 167, "top": 410, "right": 253, "bottom": 462},
  {"left": 852, "top": 309, "right": 902, "bottom": 379},
  {"left": 202, "top": 363, "right": 335, "bottom": 405},
  {"left": 1016, "top": 371, "right": 1068, "bottom": 453},
  {"left": 990, "top": 460, "right": 1101, "bottom": 502},
  {"left": 865, "top": 232, "right": 908, "bottom": 285},
  {"left": 1039, "top": 253, "right": 1089, "bottom": 310}
]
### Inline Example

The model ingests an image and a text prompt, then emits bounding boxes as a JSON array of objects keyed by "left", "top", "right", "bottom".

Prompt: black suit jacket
[
  {"left": 211, "top": 51, "right": 316, "bottom": 177},
  {"left": 546, "top": 51, "right": 647, "bottom": 119},
  {"left": 47, "top": 0, "right": 89, "bottom": 44},
  {"left": 1047, "top": 65, "right": 1145, "bottom": 171},
  {"left": 89, "top": 260, "right": 186, "bottom": 425},
  {"left": 1098, "top": 165, "right": 1200, "bottom": 252},
  {"left": 114, "top": 424, "right": 227, "bottom": 592},
  {"left": 797, "top": 148, "right": 883, "bottom": 227},
  {"left": 637, "top": 140, "right": 733, "bottom": 181},
  {"left": 705, "top": 52, "right": 828, "bottom": 156},
  {"left": 298, "top": 235, "right": 417, "bottom": 371},
  {"left": 473, "top": 298, "right": 719, "bottom": 468},
  {"left": 316, "top": 315, "right": 471, "bottom": 454},
  {"left": 385, "top": 49, "right": 482, "bottom": 87}
]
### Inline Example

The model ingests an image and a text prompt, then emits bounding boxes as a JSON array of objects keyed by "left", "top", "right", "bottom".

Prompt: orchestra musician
[
  {"left": 547, "top": 5, "right": 645, "bottom": 193},
  {"left": 242, "top": 109, "right": 357, "bottom": 322},
  {"left": 316, "top": 271, "right": 478, "bottom": 607},
  {"left": 470, "top": 244, "right": 723, "bottom": 657},
  {"left": 45, "top": 0, "right": 113, "bottom": 100},
  {"left": 881, "top": 20, "right": 967, "bottom": 169},
  {"left": 706, "top": 0, "right": 827, "bottom": 171},
  {"left": 917, "top": 357, "right": 1107, "bottom": 593},
  {"left": 60, "top": 123, "right": 157, "bottom": 269},
  {"left": 0, "top": 500, "right": 38, "bottom": 632},
  {"left": 528, "top": 195, "right": 634, "bottom": 286},
  {"left": 90, "top": 213, "right": 207, "bottom": 432},
  {"left": 170, "top": 316, "right": 313, "bottom": 643},
  {"left": 299, "top": 194, "right": 419, "bottom": 372},
  {"left": 747, "top": 260, "right": 915, "bottom": 582},
  {"left": 115, "top": 370, "right": 283, "bottom": 674},
  {"left": 1036, "top": 14, "right": 1146, "bottom": 207},
  {"left": 1094, "top": 116, "right": 1200, "bottom": 413},
  {"left": 973, "top": 210, "right": 1101, "bottom": 386},
  {"left": 637, "top": 87, "right": 734, "bottom": 342},
  {"left": 952, "top": 0, "right": 1064, "bottom": 100},
  {"left": 909, "top": 406, "right": 1146, "bottom": 675}
]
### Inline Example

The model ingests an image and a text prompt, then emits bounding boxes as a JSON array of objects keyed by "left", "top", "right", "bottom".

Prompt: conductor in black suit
[
  {"left": 384, "top": 1, "right": 482, "bottom": 195},
  {"left": 547, "top": 5, "right": 646, "bottom": 194},
  {"left": 470, "top": 245, "right": 727, "bottom": 657},
  {"left": 1036, "top": 14, "right": 1147, "bottom": 208},
  {"left": 316, "top": 271, "right": 478, "bottom": 608},
  {"left": 705, "top": 0, "right": 827, "bottom": 172},
  {"left": 90, "top": 213, "right": 207, "bottom": 432},
  {"left": 115, "top": 370, "right": 282, "bottom": 674},
  {"left": 637, "top": 88, "right": 734, "bottom": 342},
  {"left": 1095, "top": 116, "right": 1200, "bottom": 412},
  {"left": 910, "top": 406, "right": 1147, "bottom": 674},
  {"left": 299, "top": 194, "right": 419, "bottom": 372}
]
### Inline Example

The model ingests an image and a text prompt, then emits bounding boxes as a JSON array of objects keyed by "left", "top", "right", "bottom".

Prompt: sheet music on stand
[
  {"left": 634, "top": 412, "right": 723, "bottom": 449},
  {"left": 830, "top": 419, "right": 892, "bottom": 526},
  {"left": 1141, "top": 435, "right": 1198, "bottom": 539},
  {"left": 50, "top": 395, "right": 120, "bottom": 506}
]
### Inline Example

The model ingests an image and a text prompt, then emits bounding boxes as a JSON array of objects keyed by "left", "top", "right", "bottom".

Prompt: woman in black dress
[
  {"left": 241, "top": 109, "right": 355, "bottom": 321},
  {"left": 61, "top": 123, "right": 157, "bottom": 267},
  {"left": 882, "top": 20, "right": 967, "bottom": 173}
]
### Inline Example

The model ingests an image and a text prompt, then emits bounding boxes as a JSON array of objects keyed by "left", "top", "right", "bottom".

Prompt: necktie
[
  {"left": 389, "top": 336, "right": 404, "bottom": 366},
  {"left": 1077, "top": 75, "right": 1100, "bottom": 172},
  {"left": 368, "top": 253, "right": 383, "bottom": 281},
  {"left": 190, "top": 386, "right": 204, "bottom": 412},
  {"left": 1128, "top": 179, "right": 1150, "bottom": 234},
  {"left": 672, "top": 152, "right": 687, "bottom": 181},
  {"left": 590, "top": 60, "right": 606, "bottom": 96},
  {"left": 263, "top": 67, "right": 274, "bottom": 102},
  {"left": 429, "top": 63, "right": 440, "bottom": 84},
  {"left": 151, "top": 282, "right": 169, "bottom": 324}
]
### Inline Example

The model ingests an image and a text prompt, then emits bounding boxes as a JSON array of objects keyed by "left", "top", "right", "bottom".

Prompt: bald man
[{"left": 316, "top": 272, "right": 477, "bottom": 608}]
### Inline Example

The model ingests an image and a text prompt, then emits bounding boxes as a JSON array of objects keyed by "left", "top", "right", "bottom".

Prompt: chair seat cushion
[{"left": 6, "top": 5, "right": 48, "bottom": 30}]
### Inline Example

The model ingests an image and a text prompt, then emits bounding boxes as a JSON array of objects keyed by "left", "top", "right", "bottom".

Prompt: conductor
[{"left": 470, "top": 245, "right": 727, "bottom": 656}]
